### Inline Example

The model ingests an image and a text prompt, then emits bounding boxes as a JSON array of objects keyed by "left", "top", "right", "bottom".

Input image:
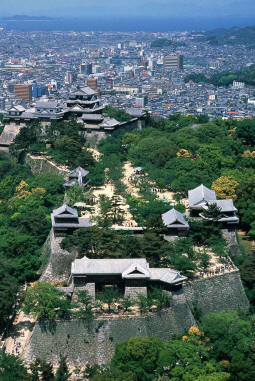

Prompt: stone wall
[
  {"left": 24, "top": 293, "right": 195, "bottom": 366},
  {"left": 183, "top": 271, "right": 249, "bottom": 315},
  {"left": 24, "top": 153, "right": 69, "bottom": 177},
  {"left": 40, "top": 229, "right": 75, "bottom": 283},
  {"left": 124, "top": 286, "right": 147, "bottom": 299},
  {"left": 24, "top": 271, "right": 249, "bottom": 366},
  {"left": 0, "top": 123, "right": 24, "bottom": 148},
  {"left": 222, "top": 229, "right": 241, "bottom": 256},
  {"left": 84, "top": 118, "right": 144, "bottom": 144}
]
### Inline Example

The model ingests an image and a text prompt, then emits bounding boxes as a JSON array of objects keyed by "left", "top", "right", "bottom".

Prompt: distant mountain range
[
  {"left": 3, "top": 15, "right": 53, "bottom": 21},
  {"left": 0, "top": 16, "right": 254, "bottom": 33}
]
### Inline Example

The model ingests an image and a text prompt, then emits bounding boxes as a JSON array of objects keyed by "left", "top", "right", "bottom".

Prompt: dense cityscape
[{"left": 0, "top": 28, "right": 255, "bottom": 119}]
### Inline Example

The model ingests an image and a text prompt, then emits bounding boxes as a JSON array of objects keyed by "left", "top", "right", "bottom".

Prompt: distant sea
[{"left": 0, "top": 16, "right": 255, "bottom": 32}]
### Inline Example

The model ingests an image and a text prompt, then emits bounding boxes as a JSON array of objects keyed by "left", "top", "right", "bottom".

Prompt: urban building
[
  {"left": 163, "top": 54, "right": 183, "bottom": 70},
  {"left": 14, "top": 84, "right": 32, "bottom": 102},
  {"left": 86, "top": 76, "right": 98, "bottom": 92},
  {"left": 80, "top": 63, "right": 92, "bottom": 75}
]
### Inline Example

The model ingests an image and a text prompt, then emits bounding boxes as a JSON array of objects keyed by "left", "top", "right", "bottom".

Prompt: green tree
[
  {"left": 112, "top": 337, "right": 163, "bottom": 381},
  {"left": 137, "top": 294, "right": 153, "bottom": 314},
  {"left": 0, "top": 258, "right": 18, "bottom": 330},
  {"left": 91, "top": 369, "right": 136, "bottom": 381},
  {"left": 98, "top": 286, "right": 119, "bottom": 312},
  {"left": 39, "top": 359, "right": 55, "bottom": 381},
  {"left": 76, "top": 289, "right": 93, "bottom": 320},
  {"left": 236, "top": 118, "right": 255, "bottom": 145},
  {"left": 0, "top": 350, "right": 30, "bottom": 381},
  {"left": 22, "top": 282, "right": 70, "bottom": 320},
  {"left": 201, "top": 311, "right": 255, "bottom": 380},
  {"left": 54, "top": 135, "right": 82, "bottom": 164},
  {"left": 104, "top": 106, "right": 132, "bottom": 122},
  {"left": 121, "top": 297, "right": 134, "bottom": 312},
  {"left": 201, "top": 203, "right": 222, "bottom": 222},
  {"left": 149, "top": 287, "right": 172, "bottom": 310},
  {"left": 199, "top": 251, "right": 211, "bottom": 271},
  {"left": 56, "top": 356, "right": 70, "bottom": 381},
  {"left": 66, "top": 183, "right": 85, "bottom": 206},
  {"left": 30, "top": 359, "right": 40, "bottom": 381}
]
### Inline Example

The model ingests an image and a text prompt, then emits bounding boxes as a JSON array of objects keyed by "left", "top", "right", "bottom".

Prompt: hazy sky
[{"left": 0, "top": 0, "right": 255, "bottom": 18}]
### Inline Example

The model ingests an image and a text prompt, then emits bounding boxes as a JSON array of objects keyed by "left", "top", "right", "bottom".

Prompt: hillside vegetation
[
  {"left": 205, "top": 26, "right": 255, "bottom": 47},
  {"left": 2, "top": 114, "right": 255, "bottom": 379},
  {"left": 0, "top": 153, "right": 65, "bottom": 330},
  {"left": 185, "top": 65, "right": 255, "bottom": 87}
]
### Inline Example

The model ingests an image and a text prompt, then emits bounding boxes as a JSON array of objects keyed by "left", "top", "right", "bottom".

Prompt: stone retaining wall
[
  {"left": 124, "top": 286, "right": 147, "bottom": 299},
  {"left": 183, "top": 270, "right": 249, "bottom": 314},
  {"left": 24, "top": 293, "right": 195, "bottom": 366},
  {"left": 24, "top": 271, "right": 249, "bottom": 366},
  {"left": 222, "top": 229, "right": 241, "bottom": 256},
  {"left": 0, "top": 123, "right": 23, "bottom": 148},
  {"left": 40, "top": 229, "right": 75, "bottom": 283},
  {"left": 24, "top": 153, "right": 69, "bottom": 177}
]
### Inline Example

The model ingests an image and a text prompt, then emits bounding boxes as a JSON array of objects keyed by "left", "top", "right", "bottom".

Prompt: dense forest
[
  {"left": 2, "top": 113, "right": 255, "bottom": 379},
  {"left": 62, "top": 114, "right": 255, "bottom": 305},
  {"left": 185, "top": 65, "right": 255, "bottom": 87},
  {"left": 0, "top": 153, "right": 65, "bottom": 331}
]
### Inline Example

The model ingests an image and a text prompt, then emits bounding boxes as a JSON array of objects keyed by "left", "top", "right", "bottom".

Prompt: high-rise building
[
  {"left": 86, "top": 76, "right": 98, "bottom": 92},
  {"left": 32, "top": 82, "right": 48, "bottom": 98},
  {"left": 80, "top": 63, "right": 92, "bottom": 75},
  {"left": 163, "top": 54, "right": 183, "bottom": 70},
  {"left": 135, "top": 96, "right": 148, "bottom": 107},
  {"left": 65, "top": 72, "right": 73, "bottom": 85},
  {"left": 0, "top": 97, "right": 5, "bottom": 110},
  {"left": 14, "top": 84, "right": 32, "bottom": 102}
]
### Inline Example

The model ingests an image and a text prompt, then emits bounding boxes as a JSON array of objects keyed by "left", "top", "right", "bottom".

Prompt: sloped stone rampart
[
  {"left": 25, "top": 271, "right": 249, "bottom": 366},
  {"left": 24, "top": 153, "right": 69, "bottom": 177},
  {"left": 24, "top": 293, "right": 195, "bottom": 366},
  {"left": 222, "top": 229, "right": 241, "bottom": 256},
  {"left": 183, "top": 271, "right": 249, "bottom": 314},
  {"left": 40, "top": 229, "right": 75, "bottom": 283}
]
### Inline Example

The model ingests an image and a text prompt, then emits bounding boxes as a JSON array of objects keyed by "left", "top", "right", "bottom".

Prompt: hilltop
[{"left": 204, "top": 26, "right": 255, "bottom": 47}]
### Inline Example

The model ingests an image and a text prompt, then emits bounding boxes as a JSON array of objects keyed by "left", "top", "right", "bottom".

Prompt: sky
[{"left": 0, "top": 0, "right": 255, "bottom": 18}]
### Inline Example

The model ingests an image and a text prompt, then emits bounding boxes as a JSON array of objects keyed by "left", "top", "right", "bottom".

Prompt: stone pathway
[
  {"left": 122, "top": 161, "right": 176, "bottom": 204},
  {"left": 4, "top": 310, "right": 35, "bottom": 359}
]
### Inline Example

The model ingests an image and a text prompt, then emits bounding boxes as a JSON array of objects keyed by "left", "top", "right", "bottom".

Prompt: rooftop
[
  {"left": 188, "top": 184, "right": 216, "bottom": 208},
  {"left": 162, "top": 208, "right": 189, "bottom": 228},
  {"left": 71, "top": 257, "right": 187, "bottom": 285}
]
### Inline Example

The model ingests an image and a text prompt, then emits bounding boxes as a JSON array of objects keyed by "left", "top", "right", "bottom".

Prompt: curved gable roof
[
  {"left": 52, "top": 204, "right": 78, "bottom": 217},
  {"left": 162, "top": 208, "right": 189, "bottom": 227},
  {"left": 188, "top": 184, "right": 216, "bottom": 207}
]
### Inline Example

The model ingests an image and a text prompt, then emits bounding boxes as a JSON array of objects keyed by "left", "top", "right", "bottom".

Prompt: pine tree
[
  {"left": 30, "top": 359, "right": 40, "bottom": 381},
  {"left": 39, "top": 360, "right": 55, "bottom": 381},
  {"left": 56, "top": 356, "right": 70, "bottom": 381}
]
